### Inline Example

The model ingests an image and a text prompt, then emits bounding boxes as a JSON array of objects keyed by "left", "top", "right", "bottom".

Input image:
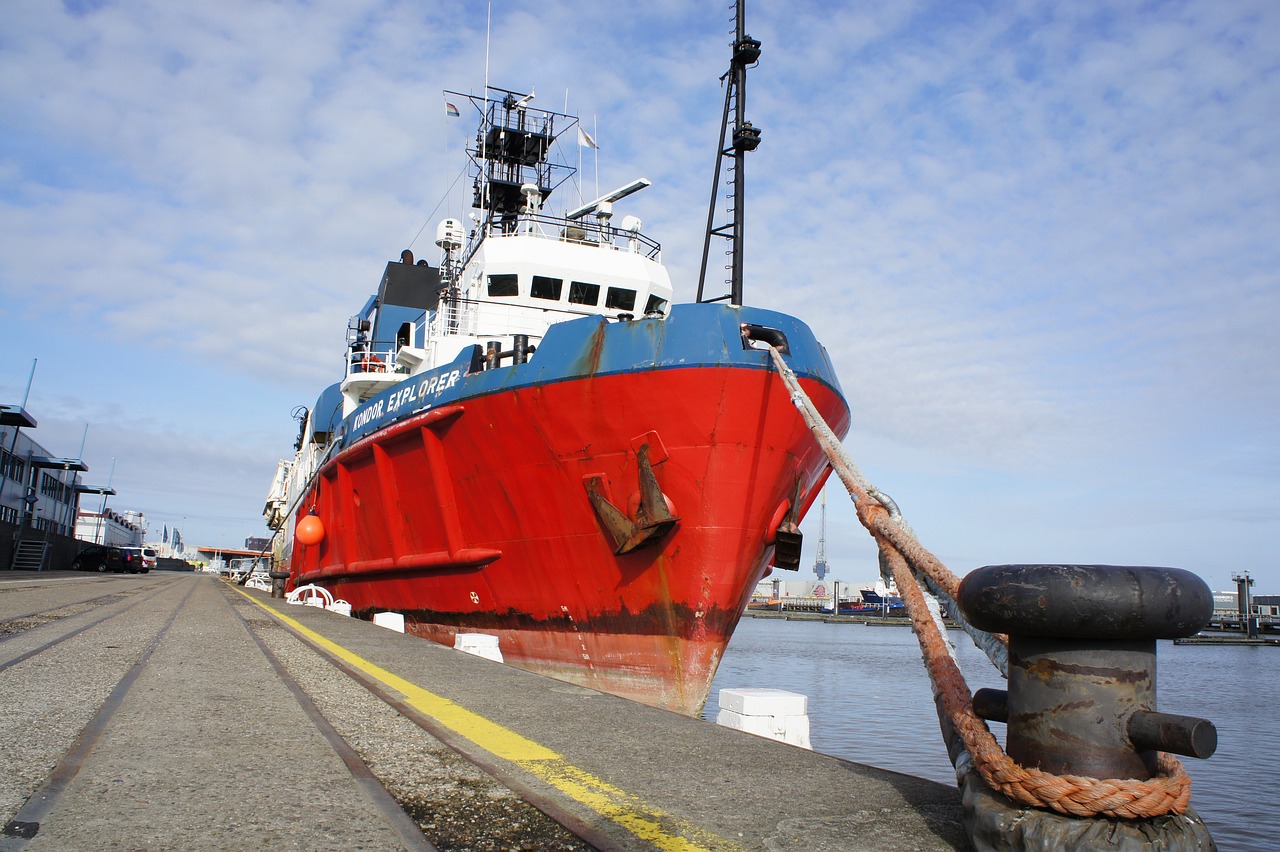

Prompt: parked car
[
  {"left": 71, "top": 544, "right": 127, "bottom": 573},
  {"left": 120, "top": 546, "right": 156, "bottom": 573}
]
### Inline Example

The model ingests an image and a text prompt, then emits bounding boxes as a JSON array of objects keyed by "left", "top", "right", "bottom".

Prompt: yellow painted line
[{"left": 236, "top": 589, "right": 743, "bottom": 852}]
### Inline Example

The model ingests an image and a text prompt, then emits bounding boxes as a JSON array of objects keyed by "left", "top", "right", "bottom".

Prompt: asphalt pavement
[{"left": 0, "top": 571, "right": 970, "bottom": 850}]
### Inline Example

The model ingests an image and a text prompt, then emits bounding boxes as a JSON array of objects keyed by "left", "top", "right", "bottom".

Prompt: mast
[
  {"left": 442, "top": 86, "right": 578, "bottom": 256},
  {"left": 696, "top": 0, "right": 761, "bottom": 306},
  {"left": 461, "top": 88, "right": 567, "bottom": 233}
]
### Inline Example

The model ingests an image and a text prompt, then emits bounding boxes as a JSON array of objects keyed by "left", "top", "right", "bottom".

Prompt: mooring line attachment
[{"left": 764, "top": 344, "right": 1197, "bottom": 820}]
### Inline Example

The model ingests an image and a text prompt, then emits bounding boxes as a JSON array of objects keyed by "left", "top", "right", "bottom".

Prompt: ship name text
[{"left": 351, "top": 368, "right": 463, "bottom": 433}]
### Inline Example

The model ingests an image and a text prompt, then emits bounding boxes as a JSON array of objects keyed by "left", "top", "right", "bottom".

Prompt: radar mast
[{"left": 696, "top": 0, "right": 761, "bottom": 307}]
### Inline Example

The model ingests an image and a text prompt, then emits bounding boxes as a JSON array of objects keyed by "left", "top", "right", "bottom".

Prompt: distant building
[
  {"left": 0, "top": 425, "right": 83, "bottom": 538},
  {"left": 1209, "top": 586, "right": 1278, "bottom": 628},
  {"left": 1211, "top": 590, "right": 1238, "bottom": 615},
  {"left": 1252, "top": 595, "right": 1280, "bottom": 619},
  {"left": 1, "top": 409, "right": 107, "bottom": 570},
  {"left": 194, "top": 545, "right": 270, "bottom": 573},
  {"left": 752, "top": 577, "right": 857, "bottom": 602},
  {"left": 75, "top": 508, "right": 143, "bottom": 547},
  {"left": 3, "top": 400, "right": 142, "bottom": 570}
]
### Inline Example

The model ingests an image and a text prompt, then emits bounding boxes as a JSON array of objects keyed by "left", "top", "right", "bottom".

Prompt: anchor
[{"left": 585, "top": 444, "right": 680, "bottom": 554}]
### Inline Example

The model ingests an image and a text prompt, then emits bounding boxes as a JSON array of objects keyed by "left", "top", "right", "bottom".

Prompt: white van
[{"left": 120, "top": 546, "right": 157, "bottom": 573}]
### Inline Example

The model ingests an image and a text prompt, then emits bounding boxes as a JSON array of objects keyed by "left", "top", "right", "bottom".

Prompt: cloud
[{"left": 1, "top": 0, "right": 1276, "bottom": 588}]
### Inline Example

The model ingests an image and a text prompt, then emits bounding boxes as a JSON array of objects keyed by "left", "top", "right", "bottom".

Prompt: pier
[
  {"left": 1, "top": 571, "right": 970, "bottom": 851},
  {"left": 744, "top": 610, "right": 940, "bottom": 627},
  {"left": 1174, "top": 634, "right": 1280, "bottom": 647}
]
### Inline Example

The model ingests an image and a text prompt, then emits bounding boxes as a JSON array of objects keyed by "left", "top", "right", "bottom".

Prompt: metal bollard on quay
[
  {"left": 955, "top": 564, "right": 1219, "bottom": 851},
  {"left": 268, "top": 571, "right": 290, "bottom": 599}
]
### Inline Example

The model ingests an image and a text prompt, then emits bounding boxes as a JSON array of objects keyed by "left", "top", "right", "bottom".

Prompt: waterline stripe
[{"left": 237, "top": 591, "right": 742, "bottom": 852}]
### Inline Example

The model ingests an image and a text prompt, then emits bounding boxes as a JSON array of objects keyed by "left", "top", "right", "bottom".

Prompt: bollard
[
  {"left": 958, "top": 564, "right": 1216, "bottom": 779},
  {"left": 513, "top": 333, "right": 530, "bottom": 364},
  {"left": 268, "top": 571, "right": 290, "bottom": 599}
]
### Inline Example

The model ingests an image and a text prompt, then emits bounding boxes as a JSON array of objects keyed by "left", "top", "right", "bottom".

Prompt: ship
[
  {"left": 858, "top": 578, "right": 905, "bottom": 613},
  {"left": 264, "top": 6, "right": 850, "bottom": 716}
]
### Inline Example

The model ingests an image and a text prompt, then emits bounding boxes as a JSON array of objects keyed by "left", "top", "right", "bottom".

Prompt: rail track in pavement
[{"left": 0, "top": 572, "right": 591, "bottom": 851}]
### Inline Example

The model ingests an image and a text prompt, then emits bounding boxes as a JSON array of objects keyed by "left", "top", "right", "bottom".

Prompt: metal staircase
[{"left": 10, "top": 538, "right": 48, "bottom": 571}]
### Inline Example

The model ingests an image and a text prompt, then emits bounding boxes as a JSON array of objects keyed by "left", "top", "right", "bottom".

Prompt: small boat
[{"left": 747, "top": 598, "right": 786, "bottom": 612}]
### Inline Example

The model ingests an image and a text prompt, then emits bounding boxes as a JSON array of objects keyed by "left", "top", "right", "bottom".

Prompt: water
[{"left": 704, "top": 616, "right": 1278, "bottom": 851}]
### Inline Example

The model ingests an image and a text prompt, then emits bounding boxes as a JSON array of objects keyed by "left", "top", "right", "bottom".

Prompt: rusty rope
[{"left": 767, "top": 346, "right": 1192, "bottom": 819}]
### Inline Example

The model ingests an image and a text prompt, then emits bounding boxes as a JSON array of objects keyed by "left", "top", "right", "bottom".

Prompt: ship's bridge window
[
  {"left": 569, "top": 281, "right": 600, "bottom": 306},
  {"left": 488, "top": 274, "right": 519, "bottom": 297},
  {"left": 644, "top": 294, "right": 668, "bottom": 315},
  {"left": 531, "top": 275, "right": 563, "bottom": 301},
  {"left": 605, "top": 287, "right": 636, "bottom": 311}
]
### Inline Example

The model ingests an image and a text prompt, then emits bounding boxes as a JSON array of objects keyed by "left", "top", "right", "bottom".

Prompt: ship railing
[
  {"left": 427, "top": 297, "right": 567, "bottom": 344},
  {"left": 482, "top": 211, "right": 662, "bottom": 261},
  {"left": 344, "top": 343, "right": 401, "bottom": 378},
  {"left": 280, "top": 439, "right": 332, "bottom": 525},
  {"left": 431, "top": 289, "right": 644, "bottom": 343}
]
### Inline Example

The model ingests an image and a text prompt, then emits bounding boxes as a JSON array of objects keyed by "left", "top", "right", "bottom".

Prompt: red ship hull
[{"left": 290, "top": 364, "right": 849, "bottom": 716}]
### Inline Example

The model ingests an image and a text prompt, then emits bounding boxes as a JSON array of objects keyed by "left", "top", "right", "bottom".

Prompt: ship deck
[{"left": 0, "top": 571, "right": 970, "bottom": 851}]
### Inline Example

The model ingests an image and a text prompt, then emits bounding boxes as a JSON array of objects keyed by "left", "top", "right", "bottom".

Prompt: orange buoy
[{"left": 296, "top": 509, "right": 325, "bottom": 546}]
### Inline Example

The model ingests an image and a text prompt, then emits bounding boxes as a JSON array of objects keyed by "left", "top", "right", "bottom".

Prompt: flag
[
  {"left": 445, "top": 100, "right": 460, "bottom": 117},
  {"left": 163, "top": 524, "right": 169, "bottom": 543},
  {"left": 577, "top": 126, "right": 598, "bottom": 149}
]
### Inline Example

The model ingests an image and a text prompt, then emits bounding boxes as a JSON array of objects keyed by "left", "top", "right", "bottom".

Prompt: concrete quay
[{"left": 0, "top": 571, "right": 970, "bottom": 851}]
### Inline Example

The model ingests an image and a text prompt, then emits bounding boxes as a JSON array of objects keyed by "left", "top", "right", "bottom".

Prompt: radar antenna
[
  {"left": 565, "top": 178, "right": 651, "bottom": 222},
  {"left": 696, "top": 0, "right": 761, "bottom": 306}
]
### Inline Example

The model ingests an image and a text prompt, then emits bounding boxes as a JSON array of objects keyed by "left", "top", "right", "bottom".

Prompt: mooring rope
[
  {"left": 766, "top": 345, "right": 1192, "bottom": 819},
  {"left": 873, "top": 499, "right": 1009, "bottom": 678}
]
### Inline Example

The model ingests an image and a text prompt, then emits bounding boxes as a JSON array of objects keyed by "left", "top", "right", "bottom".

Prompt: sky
[{"left": 1, "top": 1, "right": 1276, "bottom": 594}]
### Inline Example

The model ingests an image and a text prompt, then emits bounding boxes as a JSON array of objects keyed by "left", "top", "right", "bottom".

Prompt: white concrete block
[
  {"left": 716, "top": 707, "right": 812, "bottom": 749},
  {"left": 716, "top": 688, "right": 811, "bottom": 749},
  {"left": 372, "top": 611, "right": 405, "bottom": 632},
  {"left": 454, "top": 632, "right": 503, "bottom": 662},
  {"left": 718, "top": 687, "right": 808, "bottom": 717}
]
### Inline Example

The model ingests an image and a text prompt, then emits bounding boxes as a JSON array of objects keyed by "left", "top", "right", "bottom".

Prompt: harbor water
[{"left": 706, "top": 615, "right": 1277, "bottom": 851}]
